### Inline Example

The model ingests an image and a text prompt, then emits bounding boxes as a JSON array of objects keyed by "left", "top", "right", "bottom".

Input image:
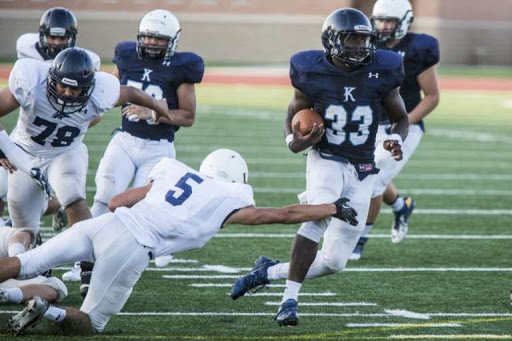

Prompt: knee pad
[
  {"left": 297, "top": 219, "right": 331, "bottom": 243},
  {"left": 42, "top": 277, "right": 68, "bottom": 302},
  {"left": 321, "top": 250, "right": 348, "bottom": 273}
]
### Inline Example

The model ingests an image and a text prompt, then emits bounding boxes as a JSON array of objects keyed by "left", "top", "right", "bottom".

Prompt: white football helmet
[
  {"left": 371, "top": 0, "right": 413, "bottom": 43},
  {"left": 137, "top": 9, "right": 181, "bottom": 60},
  {"left": 199, "top": 149, "right": 249, "bottom": 184}
]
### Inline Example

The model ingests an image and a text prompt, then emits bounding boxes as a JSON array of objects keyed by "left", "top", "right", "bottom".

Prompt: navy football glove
[
  {"left": 333, "top": 198, "right": 358, "bottom": 226},
  {"left": 30, "top": 167, "right": 52, "bottom": 199}
]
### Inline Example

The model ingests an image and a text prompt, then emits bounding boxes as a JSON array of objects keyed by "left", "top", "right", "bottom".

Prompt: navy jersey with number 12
[
  {"left": 290, "top": 49, "right": 404, "bottom": 164},
  {"left": 113, "top": 41, "right": 205, "bottom": 141}
]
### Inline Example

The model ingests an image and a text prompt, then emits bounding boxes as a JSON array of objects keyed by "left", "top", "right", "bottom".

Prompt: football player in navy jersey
[
  {"left": 65, "top": 10, "right": 205, "bottom": 286},
  {"left": 350, "top": 0, "right": 440, "bottom": 260},
  {"left": 230, "top": 8, "right": 409, "bottom": 326}
]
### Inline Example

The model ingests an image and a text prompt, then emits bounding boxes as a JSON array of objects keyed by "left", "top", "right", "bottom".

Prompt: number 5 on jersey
[{"left": 165, "top": 172, "right": 204, "bottom": 206}]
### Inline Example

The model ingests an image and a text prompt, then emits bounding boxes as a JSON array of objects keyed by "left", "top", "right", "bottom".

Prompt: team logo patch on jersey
[
  {"left": 142, "top": 68, "right": 153, "bottom": 82},
  {"left": 343, "top": 86, "right": 356, "bottom": 102}
]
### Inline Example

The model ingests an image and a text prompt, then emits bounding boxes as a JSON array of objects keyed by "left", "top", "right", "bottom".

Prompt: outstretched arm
[
  {"left": 408, "top": 65, "right": 440, "bottom": 124},
  {"left": 381, "top": 87, "right": 409, "bottom": 161},
  {"left": 224, "top": 198, "right": 358, "bottom": 227}
]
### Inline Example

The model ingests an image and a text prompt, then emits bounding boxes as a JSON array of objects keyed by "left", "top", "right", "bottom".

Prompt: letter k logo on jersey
[
  {"left": 343, "top": 87, "right": 356, "bottom": 102},
  {"left": 142, "top": 68, "right": 153, "bottom": 82}
]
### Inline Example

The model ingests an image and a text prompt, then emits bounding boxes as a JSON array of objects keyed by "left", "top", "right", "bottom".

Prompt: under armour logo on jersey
[
  {"left": 141, "top": 68, "right": 153, "bottom": 82},
  {"left": 343, "top": 87, "right": 356, "bottom": 102},
  {"left": 162, "top": 60, "right": 171, "bottom": 66},
  {"left": 397, "top": 51, "right": 405, "bottom": 57},
  {"left": 368, "top": 72, "right": 379, "bottom": 79}
]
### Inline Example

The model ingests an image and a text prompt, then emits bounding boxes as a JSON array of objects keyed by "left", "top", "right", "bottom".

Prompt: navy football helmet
[
  {"left": 46, "top": 48, "right": 95, "bottom": 116},
  {"left": 39, "top": 7, "right": 78, "bottom": 59},
  {"left": 321, "top": 8, "right": 376, "bottom": 68}
]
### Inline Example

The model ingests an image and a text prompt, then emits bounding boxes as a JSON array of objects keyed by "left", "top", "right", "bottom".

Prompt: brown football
[{"left": 291, "top": 109, "right": 324, "bottom": 135}]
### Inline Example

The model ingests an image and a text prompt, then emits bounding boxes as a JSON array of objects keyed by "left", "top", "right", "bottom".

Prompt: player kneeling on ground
[{"left": 0, "top": 149, "right": 358, "bottom": 335}]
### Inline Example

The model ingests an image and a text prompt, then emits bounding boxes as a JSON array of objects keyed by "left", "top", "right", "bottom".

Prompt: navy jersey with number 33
[
  {"left": 113, "top": 41, "right": 205, "bottom": 141},
  {"left": 290, "top": 49, "right": 404, "bottom": 164}
]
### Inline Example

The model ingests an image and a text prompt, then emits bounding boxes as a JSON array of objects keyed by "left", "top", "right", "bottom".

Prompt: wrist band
[{"left": 285, "top": 134, "right": 294, "bottom": 148}]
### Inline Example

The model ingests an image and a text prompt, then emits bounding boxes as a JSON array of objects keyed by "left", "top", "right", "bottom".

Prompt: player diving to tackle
[{"left": 0, "top": 149, "right": 358, "bottom": 335}]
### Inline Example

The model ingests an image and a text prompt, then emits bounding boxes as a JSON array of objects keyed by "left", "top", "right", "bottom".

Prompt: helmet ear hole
[{"left": 199, "top": 149, "right": 249, "bottom": 184}]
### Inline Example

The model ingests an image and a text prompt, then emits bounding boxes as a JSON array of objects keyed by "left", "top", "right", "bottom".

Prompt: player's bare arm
[
  {"left": 285, "top": 88, "right": 324, "bottom": 153},
  {"left": 224, "top": 198, "right": 358, "bottom": 227},
  {"left": 408, "top": 65, "right": 440, "bottom": 124},
  {"left": 117, "top": 85, "right": 168, "bottom": 120},
  {"left": 121, "top": 82, "right": 196, "bottom": 126},
  {"left": 112, "top": 65, "right": 121, "bottom": 79},
  {"left": 382, "top": 87, "right": 409, "bottom": 160},
  {"left": 108, "top": 183, "right": 153, "bottom": 211}
]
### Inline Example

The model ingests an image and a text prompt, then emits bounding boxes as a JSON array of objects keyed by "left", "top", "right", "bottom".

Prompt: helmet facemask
[
  {"left": 324, "top": 28, "right": 376, "bottom": 68},
  {"left": 39, "top": 28, "right": 76, "bottom": 59},
  {"left": 136, "top": 31, "right": 180, "bottom": 61},
  {"left": 46, "top": 69, "right": 95, "bottom": 117}
]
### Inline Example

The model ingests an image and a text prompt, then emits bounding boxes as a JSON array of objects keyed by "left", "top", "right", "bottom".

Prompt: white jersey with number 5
[
  {"left": 8, "top": 58, "right": 120, "bottom": 158},
  {"left": 115, "top": 158, "right": 255, "bottom": 258},
  {"left": 16, "top": 33, "right": 101, "bottom": 71}
]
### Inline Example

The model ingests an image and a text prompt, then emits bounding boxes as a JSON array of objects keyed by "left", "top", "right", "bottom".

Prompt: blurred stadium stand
[{"left": 0, "top": 0, "right": 511, "bottom": 65}]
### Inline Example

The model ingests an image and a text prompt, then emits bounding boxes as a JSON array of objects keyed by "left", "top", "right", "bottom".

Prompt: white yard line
[
  {"left": 347, "top": 323, "right": 461, "bottom": 328},
  {"left": 390, "top": 334, "right": 512, "bottom": 339},
  {"left": 265, "top": 301, "right": 378, "bottom": 307},
  {"left": 385, "top": 309, "right": 431, "bottom": 320},
  {"left": 190, "top": 283, "right": 285, "bottom": 288}
]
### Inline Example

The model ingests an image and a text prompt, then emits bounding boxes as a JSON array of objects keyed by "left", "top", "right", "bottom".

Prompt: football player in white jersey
[
  {"left": 0, "top": 47, "right": 169, "bottom": 259},
  {"left": 16, "top": 7, "right": 100, "bottom": 70},
  {"left": 0, "top": 149, "right": 358, "bottom": 335},
  {"left": 1, "top": 7, "right": 102, "bottom": 232}
]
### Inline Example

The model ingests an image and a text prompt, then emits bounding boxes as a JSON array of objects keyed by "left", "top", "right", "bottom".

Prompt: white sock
[
  {"left": 43, "top": 305, "right": 66, "bottom": 323},
  {"left": 391, "top": 196, "right": 405, "bottom": 212},
  {"left": 3, "top": 287, "right": 23, "bottom": 304},
  {"left": 267, "top": 263, "right": 288, "bottom": 281},
  {"left": 361, "top": 224, "right": 373, "bottom": 238},
  {"left": 8, "top": 243, "right": 26, "bottom": 257},
  {"left": 281, "top": 280, "right": 301, "bottom": 304}
]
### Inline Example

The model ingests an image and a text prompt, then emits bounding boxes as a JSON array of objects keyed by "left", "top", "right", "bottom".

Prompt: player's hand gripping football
[
  {"left": 30, "top": 167, "right": 52, "bottom": 199},
  {"left": 383, "top": 138, "right": 403, "bottom": 161},
  {"left": 333, "top": 198, "right": 358, "bottom": 226},
  {"left": 289, "top": 121, "right": 324, "bottom": 153}
]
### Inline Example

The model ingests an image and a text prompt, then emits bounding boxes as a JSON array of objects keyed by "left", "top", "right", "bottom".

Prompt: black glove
[
  {"left": 333, "top": 198, "right": 358, "bottom": 226},
  {"left": 30, "top": 167, "right": 52, "bottom": 199}
]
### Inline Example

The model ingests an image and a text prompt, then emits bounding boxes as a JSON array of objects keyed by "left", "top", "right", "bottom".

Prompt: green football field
[{"left": 0, "top": 81, "right": 511, "bottom": 340}]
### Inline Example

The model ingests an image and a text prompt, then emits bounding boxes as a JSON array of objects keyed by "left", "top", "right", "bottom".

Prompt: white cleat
[
  {"left": 8, "top": 296, "right": 49, "bottom": 335},
  {"left": 391, "top": 197, "right": 415, "bottom": 244},
  {"left": 61, "top": 261, "right": 81, "bottom": 282},
  {"left": 154, "top": 255, "right": 174, "bottom": 267}
]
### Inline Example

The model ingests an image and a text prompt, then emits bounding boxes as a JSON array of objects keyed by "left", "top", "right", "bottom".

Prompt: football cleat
[
  {"left": 79, "top": 261, "right": 94, "bottom": 299},
  {"left": 275, "top": 299, "right": 299, "bottom": 327},
  {"left": 230, "top": 256, "right": 278, "bottom": 300},
  {"left": 52, "top": 208, "right": 68, "bottom": 231},
  {"left": 391, "top": 197, "right": 415, "bottom": 244},
  {"left": 0, "top": 288, "right": 8, "bottom": 304},
  {"left": 349, "top": 236, "right": 369, "bottom": 260},
  {"left": 8, "top": 296, "right": 49, "bottom": 336},
  {"left": 62, "top": 261, "right": 81, "bottom": 282}
]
